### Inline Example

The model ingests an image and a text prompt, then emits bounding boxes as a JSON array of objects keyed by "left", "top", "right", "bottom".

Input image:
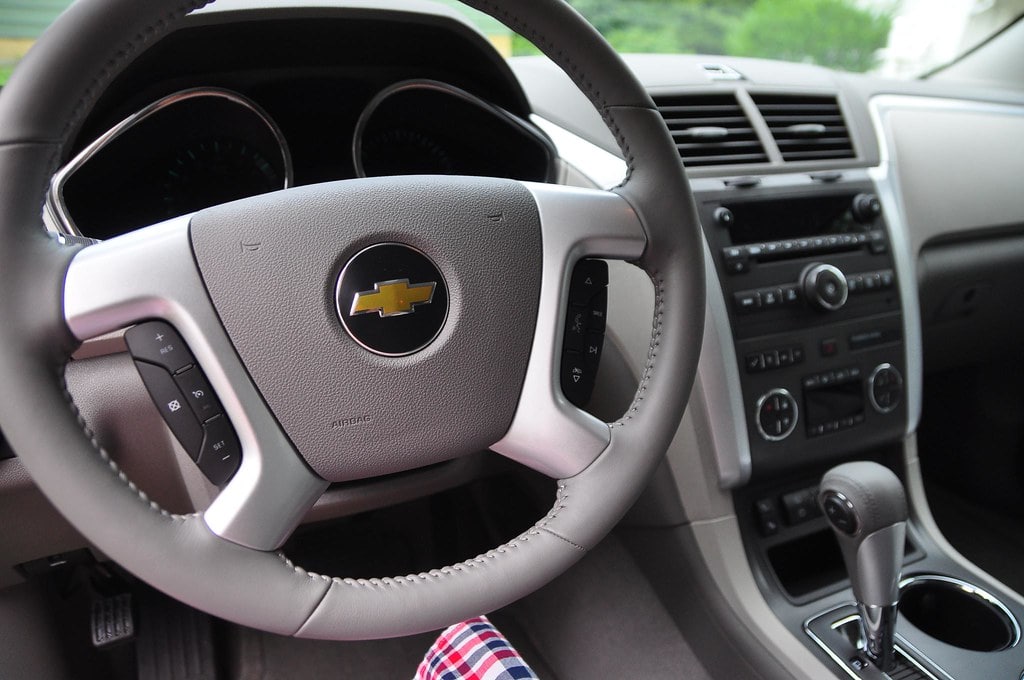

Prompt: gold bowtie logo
[{"left": 350, "top": 279, "right": 436, "bottom": 318}]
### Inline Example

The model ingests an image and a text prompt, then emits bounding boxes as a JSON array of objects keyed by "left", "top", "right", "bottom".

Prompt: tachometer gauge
[
  {"left": 353, "top": 79, "right": 555, "bottom": 182},
  {"left": 161, "top": 138, "right": 282, "bottom": 218}
]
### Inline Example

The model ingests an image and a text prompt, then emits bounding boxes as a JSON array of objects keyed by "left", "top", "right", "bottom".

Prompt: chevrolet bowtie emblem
[{"left": 350, "top": 279, "right": 436, "bottom": 318}]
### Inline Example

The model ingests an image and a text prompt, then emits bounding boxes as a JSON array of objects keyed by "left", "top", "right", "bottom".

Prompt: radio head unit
[{"left": 698, "top": 180, "right": 906, "bottom": 478}]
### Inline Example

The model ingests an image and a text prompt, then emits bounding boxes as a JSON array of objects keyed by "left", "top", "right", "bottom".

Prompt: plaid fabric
[{"left": 415, "top": 616, "right": 539, "bottom": 680}]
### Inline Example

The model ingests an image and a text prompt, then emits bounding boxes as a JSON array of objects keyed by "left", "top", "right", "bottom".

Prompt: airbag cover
[{"left": 190, "top": 176, "right": 542, "bottom": 482}]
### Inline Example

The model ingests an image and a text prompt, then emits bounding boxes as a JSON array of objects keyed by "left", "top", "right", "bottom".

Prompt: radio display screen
[
  {"left": 725, "top": 195, "right": 860, "bottom": 245},
  {"left": 804, "top": 381, "right": 864, "bottom": 427}
]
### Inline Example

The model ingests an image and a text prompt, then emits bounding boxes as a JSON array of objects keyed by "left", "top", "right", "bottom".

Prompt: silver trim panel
[
  {"left": 490, "top": 183, "right": 646, "bottom": 479},
  {"left": 63, "top": 215, "right": 327, "bottom": 550},
  {"left": 46, "top": 87, "right": 293, "bottom": 237},
  {"left": 697, "top": 235, "right": 752, "bottom": 487}
]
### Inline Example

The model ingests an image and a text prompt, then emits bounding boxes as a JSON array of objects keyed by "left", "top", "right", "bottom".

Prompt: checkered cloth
[{"left": 415, "top": 616, "right": 539, "bottom": 680}]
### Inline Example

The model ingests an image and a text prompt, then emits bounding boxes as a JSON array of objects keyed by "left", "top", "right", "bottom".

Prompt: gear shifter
[{"left": 819, "top": 462, "right": 908, "bottom": 672}]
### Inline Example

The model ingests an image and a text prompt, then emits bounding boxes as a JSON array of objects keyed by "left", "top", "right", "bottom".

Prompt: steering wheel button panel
[
  {"left": 132, "top": 360, "right": 204, "bottom": 459},
  {"left": 125, "top": 320, "right": 196, "bottom": 374},
  {"left": 560, "top": 259, "right": 609, "bottom": 407}
]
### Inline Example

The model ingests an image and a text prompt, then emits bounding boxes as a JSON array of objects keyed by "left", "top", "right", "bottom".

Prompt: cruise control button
[
  {"left": 196, "top": 415, "right": 241, "bottom": 486},
  {"left": 133, "top": 361, "right": 203, "bottom": 459},
  {"left": 174, "top": 367, "right": 221, "bottom": 423},
  {"left": 125, "top": 321, "right": 195, "bottom": 374}
]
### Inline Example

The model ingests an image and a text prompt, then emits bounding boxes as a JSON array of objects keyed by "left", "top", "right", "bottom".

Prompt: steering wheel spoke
[
  {"left": 64, "top": 216, "right": 328, "bottom": 550},
  {"left": 491, "top": 183, "right": 646, "bottom": 479}
]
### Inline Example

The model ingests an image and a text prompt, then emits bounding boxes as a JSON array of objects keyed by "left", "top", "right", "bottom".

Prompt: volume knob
[{"left": 802, "top": 263, "right": 848, "bottom": 311}]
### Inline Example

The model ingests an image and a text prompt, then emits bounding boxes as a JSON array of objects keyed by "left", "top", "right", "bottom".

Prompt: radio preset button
[{"left": 734, "top": 291, "right": 761, "bottom": 313}]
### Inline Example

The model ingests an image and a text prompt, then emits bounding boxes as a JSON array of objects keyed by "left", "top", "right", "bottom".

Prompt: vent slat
[
  {"left": 653, "top": 93, "right": 768, "bottom": 167},
  {"left": 752, "top": 94, "right": 855, "bottom": 162}
]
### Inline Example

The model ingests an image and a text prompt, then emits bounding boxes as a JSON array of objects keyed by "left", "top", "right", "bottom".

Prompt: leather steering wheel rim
[{"left": 0, "top": 0, "right": 705, "bottom": 639}]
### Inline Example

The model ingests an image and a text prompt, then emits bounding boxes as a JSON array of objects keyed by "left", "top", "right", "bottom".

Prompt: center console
[{"left": 697, "top": 178, "right": 907, "bottom": 479}]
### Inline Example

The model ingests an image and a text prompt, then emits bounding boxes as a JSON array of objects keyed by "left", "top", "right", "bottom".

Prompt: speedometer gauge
[
  {"left": 48, "top": 88, "right": 292, "bottom": 240},
  {"left": 162, "top": 138, "right": 282, "bottom": 218},
  {"left": 358, "top": 128, "right": 455, "bottom": 177}
]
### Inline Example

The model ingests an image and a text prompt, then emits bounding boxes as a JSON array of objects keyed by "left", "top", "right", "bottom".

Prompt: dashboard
[
  {"left": 47, "top": 10, "right": 554, "bottom": 239},
  {"left": 3, "top": 3, "right": 1024, "bottom": 680}
]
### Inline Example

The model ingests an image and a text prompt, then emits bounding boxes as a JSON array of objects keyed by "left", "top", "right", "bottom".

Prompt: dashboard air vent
[
  {"left": 653, "top": 93, "right": 768, "bottom": 167},
  {"left": 752, "top": 94, "right": 855, "bottom": 162}
]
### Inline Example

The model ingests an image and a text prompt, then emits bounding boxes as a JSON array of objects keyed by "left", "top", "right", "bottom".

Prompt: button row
[
  {"left": 807, "top": 413, "right": 865, "bottom": 438},
  {"left": 722, "top": 231, "right": 885, "bottom": 274},
  {"left": 745, "top": 344, "right": 805, "bottom": 373},
  {"left": 802, "top": 365, "right": 861, "bottom": 390},
  {"left": 125, "top": 321, "right": 241, "bottom": 486},
  {"left": 734, "top": 285, "right": 801, "bottom": 314},
  {"left": 562, "top": 259, "right": 608, "bottom": 407},
  {"left": 753, "top": 484, "right": 823, "bottom": 537},
  {"left": 847, "top": 268, "right": 895, "bottom": 294}
]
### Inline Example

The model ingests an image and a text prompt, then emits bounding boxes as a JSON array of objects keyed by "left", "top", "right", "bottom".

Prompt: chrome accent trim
[
  {"left": 697, "top": 236, "right": 751, "bottom": 488},
  {"left": 804, "top": 604, "right": 948, "bottom": 680},
  {"left": 868, "top": 363, "right": 903, "bottom": 415},
  {"left": 353, "top": 79, "right": 557, "bottom": 183},
  {"left": 490, "top": 182, "right": 646, "bottom": 479},
  {"left": 753, "top": 388, "right": 798, "bottom": 442},
  {"left": 46, "top": 87, "right": 293, "bottom": 237},
  {"left": 63, "top": 215, "right": 327, "bottom": 550},
  {"left": 899, "top": 574, "right": 1022, "bottom": 648}
]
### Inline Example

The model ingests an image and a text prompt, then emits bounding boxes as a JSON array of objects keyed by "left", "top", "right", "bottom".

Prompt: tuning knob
[
  {"left": 801, "top": 263, "right": 848, "bottom": 311},
  {"left": 852, "top": 193, "right": 882, "bottom": 223}
]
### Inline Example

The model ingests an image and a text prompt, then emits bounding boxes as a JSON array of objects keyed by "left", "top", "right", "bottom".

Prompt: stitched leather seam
[
  {"left": 278, "top": 482, "right": 577, "bottom": 589},
  {"left": 610, "top": 269, "right": 664, "bottom": 427},
  {"left": 59, "top": 364, "right": 195, "bottom": 521}
]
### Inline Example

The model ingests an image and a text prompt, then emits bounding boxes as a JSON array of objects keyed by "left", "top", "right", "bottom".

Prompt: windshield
[
  {"left": 0, "top": 0, "right": 1021, "bottom": 82},
  {"left": 445, "top": 0, "right": 1024, "bottom": 78}
]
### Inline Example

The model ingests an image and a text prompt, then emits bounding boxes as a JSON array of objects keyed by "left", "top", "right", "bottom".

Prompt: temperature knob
[
  {"left": 802, "top": 263, "right": 848, "bottom": 311},
  {"left": 755, "top": 389, "right": 798, "bottom": 441}
]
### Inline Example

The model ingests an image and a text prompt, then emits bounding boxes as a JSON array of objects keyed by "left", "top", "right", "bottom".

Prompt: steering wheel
[{"left": 0, "top": 0, "right": 704, "bottom": 639}]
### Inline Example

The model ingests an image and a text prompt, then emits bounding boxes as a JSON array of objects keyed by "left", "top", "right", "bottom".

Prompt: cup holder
[{"left": 899, "top": 575, "right": 1020, "bottom": 652}]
